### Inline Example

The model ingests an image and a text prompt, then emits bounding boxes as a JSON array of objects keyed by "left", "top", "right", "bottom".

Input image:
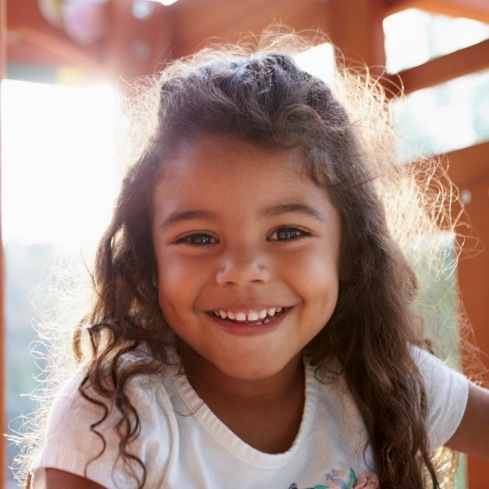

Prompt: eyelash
[
  {"left": 268, "top": 227, "right": 312, "bottom": 241},
  {"left": 174, "top": 226, "right": 311, "bottom": 246},
  {"left": 175, "top": 233, "right": 218, "bottom": 246}
]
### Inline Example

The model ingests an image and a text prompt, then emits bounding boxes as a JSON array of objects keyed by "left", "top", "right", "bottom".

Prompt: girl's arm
[
  {"left": 45, "top": 468, "right": 106, "bottom": 489},
  {"left": 446, "top": 382, "right": 489, "bottom": 459}
]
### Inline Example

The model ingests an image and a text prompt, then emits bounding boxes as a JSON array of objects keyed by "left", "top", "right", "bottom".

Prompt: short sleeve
[
  {"left": 30, "top": 367, "right": 175, "bottom": 489},
  {"left": 411, "top": 347, "right": 469, "bottom": 449}
]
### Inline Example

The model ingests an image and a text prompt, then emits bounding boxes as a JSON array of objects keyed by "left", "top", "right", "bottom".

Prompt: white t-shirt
[{"left": 31, "top": 347, "right": 468, "bottom": 489}]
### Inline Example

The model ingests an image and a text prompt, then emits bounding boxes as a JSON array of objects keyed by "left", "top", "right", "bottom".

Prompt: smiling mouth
[{"left": 212, "top": 307, "right": 285, "bottom": 324}]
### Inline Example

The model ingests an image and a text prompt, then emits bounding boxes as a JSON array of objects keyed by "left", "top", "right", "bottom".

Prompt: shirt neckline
[{"left": 171, "top": 359, "right": 319, "bottom": 468}]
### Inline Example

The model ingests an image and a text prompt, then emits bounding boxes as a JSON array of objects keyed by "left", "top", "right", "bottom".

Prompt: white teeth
[
  {"left": 214, "top": 308, "right": 284, "bottom": 321},
  {"left": 247, "top": 311, "right": 259, "bottom": 321}
]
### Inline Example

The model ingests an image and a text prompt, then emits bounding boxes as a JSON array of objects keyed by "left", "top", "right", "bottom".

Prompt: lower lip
[{"left": 209, "top": 310, "right": 288, "bottom": 337}]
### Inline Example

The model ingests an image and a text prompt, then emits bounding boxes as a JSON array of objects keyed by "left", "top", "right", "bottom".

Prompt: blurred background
[{"left": 1, "top": 0, "right": 489, "bottom": 487}]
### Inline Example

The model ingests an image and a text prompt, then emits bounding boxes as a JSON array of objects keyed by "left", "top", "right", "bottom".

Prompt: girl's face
[{"left": 152, "top": 135, "right": 341, "bottom": 382}]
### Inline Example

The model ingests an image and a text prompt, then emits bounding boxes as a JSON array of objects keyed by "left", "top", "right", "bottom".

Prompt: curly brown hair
[{"left": 24, "top": 34, "right": 461, "bottom": 489}]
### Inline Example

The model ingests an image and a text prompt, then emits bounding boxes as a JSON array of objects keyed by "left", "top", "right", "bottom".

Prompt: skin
[
  {"left": 152, "top": 136, "right": 342, "bottom": 381},
  {"left": 43, "top": 135, "right": 489, "bottom": 488},
  {"left": 152, "top": 135, "right": 342, "bottom": 451},
  {"left": 44, "top": 470, "right": 105, "bottom": 489},
  {"left": 447, "top": 383, "right": 489, "bottom": 458}
]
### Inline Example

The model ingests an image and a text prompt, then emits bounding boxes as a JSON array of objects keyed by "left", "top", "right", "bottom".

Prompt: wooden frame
[{"left": 1, "top": 0, "right": 6, "bottom": 482}]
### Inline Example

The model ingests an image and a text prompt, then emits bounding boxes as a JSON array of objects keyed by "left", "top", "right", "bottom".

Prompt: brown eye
[
  {"left": 176, "top": 233, "right": 218, "bottom": 246},
  {"left": 269, "top": 227, "right": 311, "bottom": 241}
]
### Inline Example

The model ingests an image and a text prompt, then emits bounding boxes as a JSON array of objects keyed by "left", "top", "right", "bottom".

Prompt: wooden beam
[
  {"left": 328, "top": 0, "right": 386, "bottom": 73},
  {"left": 8, "top": 20, "right": 104, "bottom": 72},
  {"left": 387, "top": 39, "right": 489, "bottom": 94},
  {"left": 171, "top": 0, "right": 330, "bottom": 58},
  {"left": 6, "top": 0, "right": 105, "bottom": 71},
  {"left": 386, "top": 0, "right": 489, "bottom": 23},
  {"left": 105, "top": 0, "right": 175, "bottom": 82},
  {"left": 0, "top": 0, "right": 6, "bottom": 484},
  {"left": 7, "top": 0, "right": 175, "bottom": 82},
  {"left": 444, "top": 141, "right": 489, "bottom": 188}
]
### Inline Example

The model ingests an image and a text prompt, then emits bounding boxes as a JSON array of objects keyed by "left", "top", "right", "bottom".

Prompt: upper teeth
[{"left": 215, "top": 307, "right": 283, "bottom": 321}]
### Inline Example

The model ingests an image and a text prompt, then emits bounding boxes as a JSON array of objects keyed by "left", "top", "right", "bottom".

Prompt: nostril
[{"left": 216, "top": 260, "right": 270, "bottom": 286}]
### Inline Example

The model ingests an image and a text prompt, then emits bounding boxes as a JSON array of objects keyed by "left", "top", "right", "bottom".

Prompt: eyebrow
[
  {"left": 158, "top": 202, "right": 326, "bottom": 231},
  {"left": 262, "top": 203, "right": 326, "bottom": 222},
  {"left": 158, "top": 209, "right": 218, "bottom": 230}
]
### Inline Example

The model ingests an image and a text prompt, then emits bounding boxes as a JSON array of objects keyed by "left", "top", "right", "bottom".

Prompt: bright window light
[
  {"left": 2, "top": 78, "right": 121, "bottom": 486},
  {"left": 1, "top": 80, "right": 118, "bottom": 253},
  {"left": 294, "top": 43, "right": 335, "bottom": 86},
  {"left": 384, "top": 8, "right": 489, "bottom": 73}
]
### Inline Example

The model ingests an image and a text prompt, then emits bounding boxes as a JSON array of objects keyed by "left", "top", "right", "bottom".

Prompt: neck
[
  {"left": 185, "top": 352, "right": 304, "bottom": 403},
  {"left": 183, "top": 352, "right": 306, "bottom": 453}
]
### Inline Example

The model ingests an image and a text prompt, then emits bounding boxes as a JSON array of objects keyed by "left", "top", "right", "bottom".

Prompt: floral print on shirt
[{"left": 288, "top": 468, "right": 379, "bottom": 489}]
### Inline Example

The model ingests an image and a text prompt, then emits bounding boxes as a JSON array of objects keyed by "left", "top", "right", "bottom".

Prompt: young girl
[{"left": 23, "top": 34, "right": 489, "bottom": 489}]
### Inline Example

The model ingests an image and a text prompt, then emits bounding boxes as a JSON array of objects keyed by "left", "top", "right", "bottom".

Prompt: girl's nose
[{"left": 216, "top": 248, "right": 271, "bottom": 286}]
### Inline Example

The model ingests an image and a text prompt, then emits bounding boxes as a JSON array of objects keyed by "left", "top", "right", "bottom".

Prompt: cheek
[
  {"left": 155, "top": 248, "right": 187, "bottom": 286},
  {"left": 295, "top": 247, "right": 340, "bottom": 312},
  {"left": 158, "top": 268, "right": 184, "bottom": 305},
  {"left": 155, "top": 256, "right": 184, "bottom": 314},
  {"left": 156, "top": 254, "right": 207, "bottom": 317},
  {"left": 157, "top": 280, "right": 189, "bottom": 336},
  {"left": 292, "top": 244, "right": 340, "bottom": 283}
]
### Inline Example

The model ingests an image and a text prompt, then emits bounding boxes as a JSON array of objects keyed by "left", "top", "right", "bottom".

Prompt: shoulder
[
  {"left": 49, "top": 352, "right": 177, "bottom": 434},
  {"left": 45, "top": 351, "right": 171, "bottom": 424},
  {"left": 31, "top": 352, "right": 179, "bottom": 488},
  {"left": 410, "top": 345, "right": 469, "bottom": 448},
  {"left": 410, "top": 345, "right": 468, "bottom": 398},
  {"left": 413, "top": 346, "right": 489, "bottom": 460}
]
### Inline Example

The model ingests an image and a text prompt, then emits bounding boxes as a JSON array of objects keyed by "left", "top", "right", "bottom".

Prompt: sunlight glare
[
  {"left": 384, "top": 8, "right": 489, "bottom": 73},
  {"left": 1, "top": 80, "right": 118, "bottom": 253},
  {"left": 294, "top": 43, "right": 335, "bottom": 86}
]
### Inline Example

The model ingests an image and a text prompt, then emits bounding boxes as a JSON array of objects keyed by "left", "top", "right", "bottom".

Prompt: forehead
[
  {"left": 152, "top": 135, "right": 334, "bottom": 218},
  {"left": 158, "top": 135, "right": 306, "bottom": 186}
]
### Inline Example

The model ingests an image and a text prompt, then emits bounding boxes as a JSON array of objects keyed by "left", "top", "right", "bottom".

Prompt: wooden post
[
  {"left": 106, "top": 0, "right": 174, "bottom": 82},
  {"left": 0, "top": 0, "right": 7, "bottom": 484},
  {"left": 327, "top": 0, "right": 386, "bottom": 72}
]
